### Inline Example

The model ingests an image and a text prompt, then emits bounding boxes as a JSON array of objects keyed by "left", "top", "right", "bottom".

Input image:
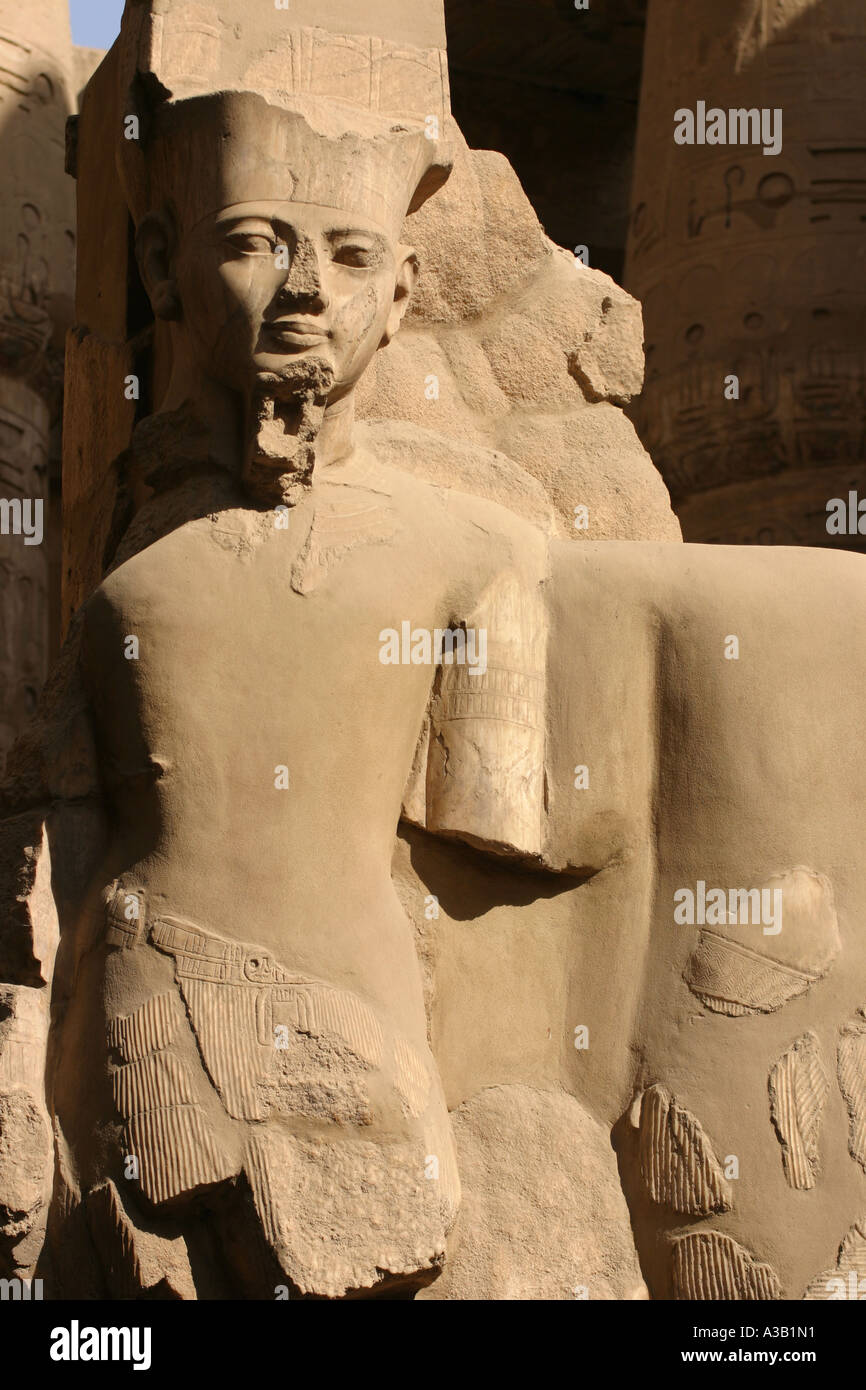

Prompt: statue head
[
  {"left": 152, "top": 198, "right": 418, "bottom": 402},
  {"left": 122, "top": 93, "right": 452, "bottom": 501}
]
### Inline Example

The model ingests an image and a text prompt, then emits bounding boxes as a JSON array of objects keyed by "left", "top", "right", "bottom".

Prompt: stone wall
[{"left": 0, "top": 0, "right": 79, "bottom": 769}]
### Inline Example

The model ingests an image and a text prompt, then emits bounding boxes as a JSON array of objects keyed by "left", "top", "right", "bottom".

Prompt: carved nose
[{"left": 278, "top": 235, "right": 328, "bottom": 310}]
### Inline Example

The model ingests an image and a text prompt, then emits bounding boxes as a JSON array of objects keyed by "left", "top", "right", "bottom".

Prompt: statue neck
[
  {"left": 311, "top": 391, "right": 356, "bottom": 470},
  {"left": 156, "top": 365, "right": 360, "bottom": 494}
]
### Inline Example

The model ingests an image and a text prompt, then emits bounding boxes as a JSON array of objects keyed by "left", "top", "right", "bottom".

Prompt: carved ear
[
  {"left": 135, "top": 209, "right": 181, "bottom": 322},
  {"left": 380, "top": 246, "right": 420, "bottom": 347}
]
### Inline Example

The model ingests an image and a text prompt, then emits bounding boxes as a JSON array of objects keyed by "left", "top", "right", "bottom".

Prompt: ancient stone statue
[{"left": 2, "top": 0, "right": 866, "bottom": 1302}]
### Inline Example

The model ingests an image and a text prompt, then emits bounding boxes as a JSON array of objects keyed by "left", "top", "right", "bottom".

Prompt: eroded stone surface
[
  {"left": 85, "top": 1180, "right": 196, "bottom": 1300},
  {"left": 418, "top": 1085, "right": 646, "bottom": 1301},
  {"left": 684, "top": 869, "right": 839, "bottom": 1016},
  {"left": 638, "top": 1084, "right": 732, "bottom": 1215},
  {"left": 803, "top": 1217, "right": 866, "bottom": 1300},
  {"left": 671, "top": 1231, "right": 781, "bottom": 1301},
  {"left": 837, "top": 1009, "right": 866, "bottom": 1174},
  {"left": 768, "top": 1031, "right": 829, "bottom": 1190}
]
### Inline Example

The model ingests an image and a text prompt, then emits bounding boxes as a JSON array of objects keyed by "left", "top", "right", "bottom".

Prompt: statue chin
[
  {"left": 253, "top": 356, "right": 336, "bottom": 403},
  {"left": 242, "top": 357, "right": 337, "bottom": 505}
]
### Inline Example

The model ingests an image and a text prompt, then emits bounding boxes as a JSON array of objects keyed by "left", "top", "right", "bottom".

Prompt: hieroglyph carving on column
[{"left": 626, "top": 0, "right": 866, "bottom": 548}]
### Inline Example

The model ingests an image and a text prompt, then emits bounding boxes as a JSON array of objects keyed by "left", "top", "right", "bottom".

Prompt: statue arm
[
  {"left": 400, "top": 507, "right": 562, "bottom": 870},
  {"left": 400, "top": 530, "right": 659, "bottom": 882}
]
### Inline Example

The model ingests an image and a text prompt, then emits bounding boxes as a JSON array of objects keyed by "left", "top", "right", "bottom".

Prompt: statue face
[{"left": 170, "top": 200, "right": 414, "bottom": 400}]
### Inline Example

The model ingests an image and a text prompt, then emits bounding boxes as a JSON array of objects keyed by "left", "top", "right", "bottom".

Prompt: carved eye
[
  {"left": 332, "top": 243, "right": 376, "bottom": 268},
  {"left": 226, "top": 232, "right": 276, "bottom": 256}
]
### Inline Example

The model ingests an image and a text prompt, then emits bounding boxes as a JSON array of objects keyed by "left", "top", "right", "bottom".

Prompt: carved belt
[
  {"left": 104, "top": 891, "right": 432, "bottom": 1125},
  {"left": 102, "top": 895, "right": 461, "bottom": 1266}
]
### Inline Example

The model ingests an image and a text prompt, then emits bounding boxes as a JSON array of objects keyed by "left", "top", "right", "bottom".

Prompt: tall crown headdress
[{"left": 115, "top": 1, "right": 454, "bottom": 235}]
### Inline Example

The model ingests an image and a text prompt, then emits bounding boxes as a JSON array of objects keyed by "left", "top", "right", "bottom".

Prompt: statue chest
[{"left": 83, "top": 511, "right": 450, "bottom": 822}]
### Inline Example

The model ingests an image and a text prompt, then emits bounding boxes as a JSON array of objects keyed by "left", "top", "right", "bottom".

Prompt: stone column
[
  {"left": 625, "top": 0, "right": 866, "bottom": 548},
  {"left": 0, "top": 0, "right": 76, "bottom": 769}
]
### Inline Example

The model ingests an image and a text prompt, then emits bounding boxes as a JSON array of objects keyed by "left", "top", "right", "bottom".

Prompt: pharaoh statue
[{"left": 2, "top": 0, "right": 866, "bottom": 1302}]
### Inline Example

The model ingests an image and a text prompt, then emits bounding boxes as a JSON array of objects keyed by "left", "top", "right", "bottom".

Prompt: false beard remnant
[{"left": 244, "top": 358, "right": 337, "bottom": 506}]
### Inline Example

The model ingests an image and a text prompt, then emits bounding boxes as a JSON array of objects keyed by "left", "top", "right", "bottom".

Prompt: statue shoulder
[{"left": 356, "top": 419, "right": 556, "bottom": 539}]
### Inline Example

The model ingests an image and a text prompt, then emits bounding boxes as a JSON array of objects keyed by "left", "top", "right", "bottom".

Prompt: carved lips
[{"left": 263, "top": 317, "right": 331, "bottom": 348}]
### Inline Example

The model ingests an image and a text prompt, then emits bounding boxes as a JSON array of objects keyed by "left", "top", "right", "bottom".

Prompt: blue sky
[{"left": 69, "top": 0, "right": 125, "bottom": 49}]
